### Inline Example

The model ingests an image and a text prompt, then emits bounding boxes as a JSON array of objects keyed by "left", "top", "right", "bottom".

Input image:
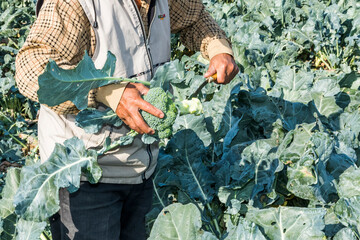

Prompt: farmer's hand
[
  {"left": 204, "top": 53, "right": 239, "bottom": 84},
  {"left": 116, "top": 83, "right": 164, "bottom": 134}
]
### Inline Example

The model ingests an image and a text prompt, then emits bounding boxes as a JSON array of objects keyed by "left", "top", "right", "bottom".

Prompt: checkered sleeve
[
  {"left": 15, "top": 0, "right": 96, "bottom": 115},
  {"left": 169, "top": 0, "right": 232, "bottom": 59}
]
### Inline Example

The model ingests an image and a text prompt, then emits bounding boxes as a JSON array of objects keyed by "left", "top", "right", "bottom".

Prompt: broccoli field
[{"left": 1, "top": 0, "right": 360, "bottom": 239}]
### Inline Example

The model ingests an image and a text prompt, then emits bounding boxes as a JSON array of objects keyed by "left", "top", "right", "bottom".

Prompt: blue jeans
[{"left": 50, "top": 177, "right": 153, "bottom": 240}]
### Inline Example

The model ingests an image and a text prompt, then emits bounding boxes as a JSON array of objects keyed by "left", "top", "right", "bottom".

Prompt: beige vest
[{"left": 38, "top": 0, "right": 171, "bottom": 184}]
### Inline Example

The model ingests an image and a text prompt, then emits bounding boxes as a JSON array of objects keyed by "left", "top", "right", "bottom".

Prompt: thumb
[{"left": 204, "top": 64, "right": 216, "bottom": 78}]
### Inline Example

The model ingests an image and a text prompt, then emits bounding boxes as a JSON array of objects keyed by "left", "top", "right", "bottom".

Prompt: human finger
[
  {"left": 204, "top": 64, "right": 216, "bottom": 79},
  {"left": 134, "top": 82, "right": 150, "bottom": 95},
  {"left": 131, "top": 110, "right": 155, "bottom": 135},
  {"left": 138, "top": 98, "right": 164, "bottom": 119}
]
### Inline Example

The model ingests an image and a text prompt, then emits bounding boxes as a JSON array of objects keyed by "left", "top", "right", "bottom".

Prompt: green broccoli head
[{"left": 141, "top": 87, "right": 177, "bottom": 139}]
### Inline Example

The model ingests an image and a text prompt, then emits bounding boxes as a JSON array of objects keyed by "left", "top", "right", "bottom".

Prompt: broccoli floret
[{"left": 141, "top": 87, "right": 177, "bottom": 139}]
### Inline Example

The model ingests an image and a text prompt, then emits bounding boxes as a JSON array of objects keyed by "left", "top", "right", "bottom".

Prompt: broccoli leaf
[
  {"left": 16, "top": 219, "right": 47, "bottom": 240},
  {"left": 13, "top": 137, "right": 101, "bottom": 221},
  {"left": 334, "top": 196, "right": 360, "bottom": 235},
  {"left": 202, "top": 77, "right": 243, "bottom": 140},
  {"left": 336, "top": 166, "right": 360, "bottom": 199},
  {"left": 0, "top": 167, "right": 21, "bottom": 218},
  {"left": 269, "top": 66, "right": 314, "bottom": 104},
  {"left": 333, "top": 228, "right": 357, "bottom": 240},
  {"left": 228, "top": 140, "right": 280, "bottom": 206},
  {"left": 141, "top": 134, "right": 157, "bottom": 144},
  {"left": 148, "top": 203, "right": 215, "bottom": 240},
  {"left": 173, "top": 114, "right": 212, "bottom": 147},
  {"left": 246, "top": 206, "right": 327, "bottom": 240},
  {"left": 224, "top": 217, "right": 267, "bottom": 240},
  {"left": 164, "top": 130, "right": 216, "bottom": 203},
  {"left": 150, "top": 59, "right": 185, "bottom": 91},
  {"left": 0, "top": 213, "right": 17, "bottom": 240},
  {"left": 37, "top": 51, "right": 118, "bottom": 110},
  {"left": 75, "top": 108, "right": 123, "bottom": 134},
  {"left": 311, "top": 92, "right": 342, "bottom": 118}
]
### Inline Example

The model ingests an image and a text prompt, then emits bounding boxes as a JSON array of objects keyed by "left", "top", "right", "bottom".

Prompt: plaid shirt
[{"left": 15, "top": 0, "right": 233, "bottom": 114}]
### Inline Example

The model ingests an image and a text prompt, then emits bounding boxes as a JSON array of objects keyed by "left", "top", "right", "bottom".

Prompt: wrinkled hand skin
[
  {"left": 204, "top": 53, "right": 239, "bottom": 84},
  {"left": 116, "top": 83, "right": 164, "bottom": 135}
]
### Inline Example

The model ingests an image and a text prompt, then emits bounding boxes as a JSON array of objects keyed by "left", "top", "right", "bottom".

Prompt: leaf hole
[
  {"left": 283, "top": 228, "right": 286, "bottom": 233},
  {"left": 271, "top": 222, "right": 276, "bottom": 226}
]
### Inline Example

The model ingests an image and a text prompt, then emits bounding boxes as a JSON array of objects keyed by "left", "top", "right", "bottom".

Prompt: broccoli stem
[{"left": 83, "top": 77, "right": 151, "bottom": 86}]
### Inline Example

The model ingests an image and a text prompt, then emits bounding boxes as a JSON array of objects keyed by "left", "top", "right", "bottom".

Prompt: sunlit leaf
[
  {"left": 37, "top": 51, "right": 118, "bottom": 110},
  {"left": 246, "top": 206, "right": 326, "bottom": 239},
  {"left": 13, "top": 137, "right": 101, "bottom": 221}
]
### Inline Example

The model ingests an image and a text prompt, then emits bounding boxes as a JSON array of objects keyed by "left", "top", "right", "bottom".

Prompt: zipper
[
  {"left": 145, "top": 4, "right": 157, "bottom": 76},
  {"left": 146, "top": 4, "right": 156, "bottom": 43},
  {"left": 130, "top": 0, "right": 155, "bottom": 181},
  {"left": 142, "top": 144, "right": 153, "bottom": 181},
  {"left": 130, "top": 0, "right": 154, "bottom": 78}
]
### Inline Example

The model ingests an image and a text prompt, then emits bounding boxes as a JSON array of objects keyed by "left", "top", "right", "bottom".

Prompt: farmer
[{"left": 15, "top": 0, "right": 239, "bottom": 239}]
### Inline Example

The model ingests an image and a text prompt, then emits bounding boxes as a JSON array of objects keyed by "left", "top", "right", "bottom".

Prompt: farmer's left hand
[{"left": 204, "top": 53, "right": 239, "bottom": 84}]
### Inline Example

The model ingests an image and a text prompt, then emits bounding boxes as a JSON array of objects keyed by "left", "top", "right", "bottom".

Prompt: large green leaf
[
  {"left": 173, "top": 114, "right": 212, "bottom": 147},
  {"left": 268, "top": 96, "right": 316, "bottom": 131},
  {"left": 218, "top": 183, "right": 254, "bottom": 211},
  {"left": 164, "top": 129, "right": 216, "bottom": 203},
  {"left": 202, "top": 77, "right": 242, "bottom": 139},
  {"left": 0, "top": 213, "right": 18, "bottom": 240},
  {"left": 0, "top": 167, "right": 21, "bottom": 218},
  {"left": 269, "top": 66, "right": 313, "bottom": 104},
  {"left": 311, "top": 92, "right": 342, "bottom": 118},
  {"left": 37, "top": 51, "right": 120, "bottom": 110},
  {"left": 75, "top": 108, "right": 123, "bottom": 134},
  {"left": 15, "top": 219, "right": 47, "bottom": 240},
  {"left": 334, "top": 196, "right": 360, "bottom": 234},
  {"left": 222, "top": 118, "right": 242, "bottom": 156},
  {"left": 13, "top": 137, "right": 101, "bottom": 221},
  {"left": 151, "top": 150, "right": 181, "bottom": 209},
  {"left": 275, "top": 123, "right": 342, "bottom": 202},
  {"left": 335, "top": 129, "right": 358, "bottom": 163},
  {"left": 286, "top": 158, "right": 317, "bottom": 201},
  {"left": 150, "top": 59, "right": 185, "bottom": 91},
  {"left": 246, "top": 206, "right": 326, "bottom": 240},
  {"left": 333, "top": 227, "right": 358, "bottom": 240},
  {"left": 310, "top": 132, "right": 340, "bottom": 203},
  {"left": 312, "top": 77, "right": 341, "bottom": 98},
  {"left": 229, "top": 140, "right": 280, "bottom": 206},
  {"left": 276, "top": 123, "right": 315, "bottom": 165},
  {"left": 343, "top": 89, "right": 360, "bottom": 112},
  {"left": 236, "top": 89, "right": 315, "bottom": 136},
  {"left": 336, "top": 166, "right": 360, "bottom": 198},
  {"left": 339, "top": 110, "right": 360, "bottom": 136},
  {"left": 339, "top": 72, "right": 360, "bottom": 89},
  {"left": 224, "top": 218, "right": 266, "bottom": 240},
  {"left": 146, "top": 152, "right": 181, "bottom": 233},
  {"left": 148, "top": 203, "right": 213, "bottom": 240}
]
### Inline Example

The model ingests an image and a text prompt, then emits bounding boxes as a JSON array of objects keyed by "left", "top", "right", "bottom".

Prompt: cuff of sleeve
[
  {"left": 95, "top": 82, "right": 129, "bottom": 112},
  {"left": 207, "top": 39, "right": 234, "bottom": 60}
]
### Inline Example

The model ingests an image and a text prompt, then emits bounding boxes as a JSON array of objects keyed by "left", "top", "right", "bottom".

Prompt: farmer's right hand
[{"left": 115, "top": 83, "right": 164, "bottom": 135}]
